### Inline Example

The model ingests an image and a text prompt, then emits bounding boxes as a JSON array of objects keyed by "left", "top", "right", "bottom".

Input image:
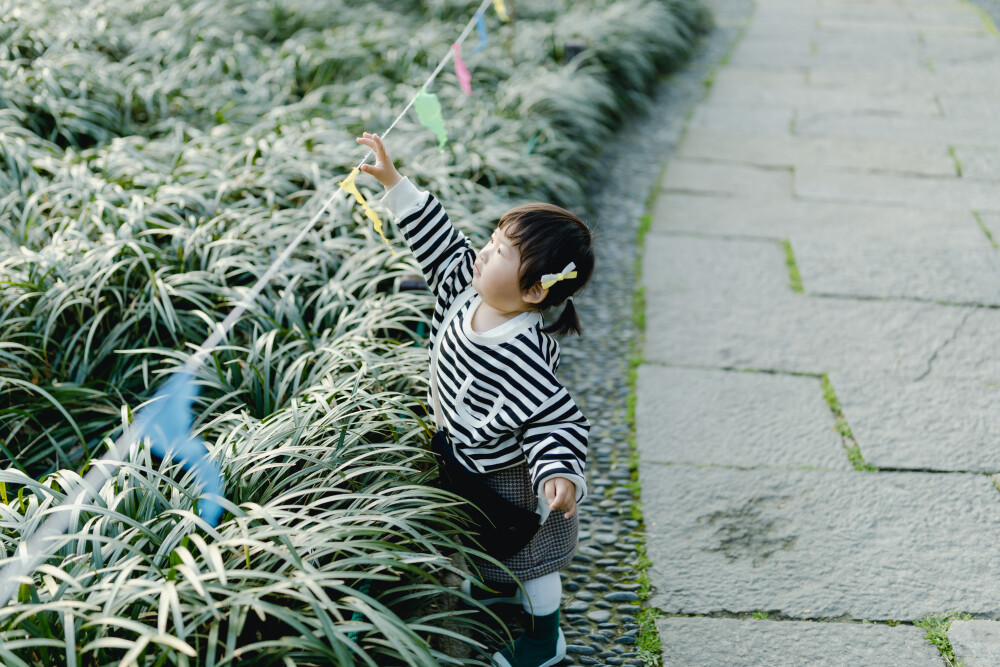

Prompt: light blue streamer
[
  {"left": 132, "top": 372, "right": 224, "bottom": 526},
  {"left": 474, "top": 12, "right": 488, "bottom": 53}
]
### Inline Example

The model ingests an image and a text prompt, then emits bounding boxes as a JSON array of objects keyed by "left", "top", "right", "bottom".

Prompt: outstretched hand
[
  {"left": 544, "top": 477, "right": 578, "bottom": 519},
  {"left": 356, "top": 132, "right": 402, "bottom": 191}
]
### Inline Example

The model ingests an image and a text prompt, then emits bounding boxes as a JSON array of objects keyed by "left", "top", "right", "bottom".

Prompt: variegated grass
[{"left": 0, "top": 0, "right": 708, "bottom": 663}]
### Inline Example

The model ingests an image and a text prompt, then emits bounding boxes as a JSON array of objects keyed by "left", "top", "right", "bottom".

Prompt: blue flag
[
  {"left": 132, "top": 371, "right": 225, "bottom": 526},
  {"left": 474, "top": 12, "right": 488, "bottom": 53}
]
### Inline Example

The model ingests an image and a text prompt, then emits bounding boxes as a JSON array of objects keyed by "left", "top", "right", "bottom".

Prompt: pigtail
[{"left": 542, "top": 298, "right": 582, "bottom": 337}]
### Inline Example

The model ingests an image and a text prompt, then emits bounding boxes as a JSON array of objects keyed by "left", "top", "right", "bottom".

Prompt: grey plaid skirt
[{"left": 467, "top": 460, "right": 579, "bottom": 584}]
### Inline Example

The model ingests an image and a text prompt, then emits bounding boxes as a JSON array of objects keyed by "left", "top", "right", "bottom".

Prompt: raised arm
[{"left": 357, "top": 132, "right": 474, "bottom": 306}]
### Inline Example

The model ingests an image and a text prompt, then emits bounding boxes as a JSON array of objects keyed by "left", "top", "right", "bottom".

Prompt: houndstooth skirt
[{"left": 467, "top": 460, "right": 579, "bottom": 584}]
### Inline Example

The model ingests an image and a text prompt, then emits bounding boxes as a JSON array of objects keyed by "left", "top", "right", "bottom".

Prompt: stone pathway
[{"left": 639, "top": 0, "right": 1000, "bottom": 665}]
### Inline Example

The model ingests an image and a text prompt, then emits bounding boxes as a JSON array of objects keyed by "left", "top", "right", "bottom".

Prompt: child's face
[{"left": 472, "top": 225, "right": 530, "bottom": 313}]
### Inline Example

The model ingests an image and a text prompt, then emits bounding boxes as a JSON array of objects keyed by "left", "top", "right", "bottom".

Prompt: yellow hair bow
[{"left": 540, "top": 262, "right": 577, "bottom": 289}]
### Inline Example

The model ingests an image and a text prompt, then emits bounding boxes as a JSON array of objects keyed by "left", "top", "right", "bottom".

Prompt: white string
[
  {"left": 0, "top": 0, "right": 496, "bottom": 611},
  {"left": 187, "top": 0, "right": 493, "bottom": 374}
]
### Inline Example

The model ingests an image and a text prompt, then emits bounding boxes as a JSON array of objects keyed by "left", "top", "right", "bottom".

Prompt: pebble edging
[{"left": 553, "top": 1, "right": 753, "bottom": 664}]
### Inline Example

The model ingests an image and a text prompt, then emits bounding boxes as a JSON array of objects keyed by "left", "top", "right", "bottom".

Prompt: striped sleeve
[
  {"left": 522, "top": 384, "right": 590, "bottom": 504},
  {"left": 381, "top": 176, "right": 474, "bottom": 308}
]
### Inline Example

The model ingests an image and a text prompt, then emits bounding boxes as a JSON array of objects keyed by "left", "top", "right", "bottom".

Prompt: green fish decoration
[{"left": 414, "top": 89, "right": 448, "bottom": 151}]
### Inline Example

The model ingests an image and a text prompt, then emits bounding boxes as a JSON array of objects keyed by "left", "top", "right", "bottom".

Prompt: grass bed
[{"left": 0, "top": 0, "right": 709, "bottom": 663}]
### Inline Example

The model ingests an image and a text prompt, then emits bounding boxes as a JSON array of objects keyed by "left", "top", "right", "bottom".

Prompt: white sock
[{"left": 521, "top": 572, "right": 561, "bottom": 616}]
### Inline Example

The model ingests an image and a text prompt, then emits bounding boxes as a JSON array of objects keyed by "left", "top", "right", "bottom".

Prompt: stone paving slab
[
  {"left": 781, "top": 0, "right": 967, "bottom": 11},
  {"left": 938, "top": 96, "right": 1000, "bottom": 122},
  {"left": 651, "top": 193, "right": 986, "bottom": 245},
  {"left": 687, "top": 104, "right": 795, "bottom": 135},
  {"left": 642, "top": 234, "right": 789, "bottom": 296},
  {"left": 734, "top": 45, "right": 998, "bottom": 70},
  {"left": 733, "top": 24, "right": 998, "bottom": 68},
  {"left": 791, "top": 236, "right": 1000, "bottom": 305},
  {"left": 728, "top": 42, "right": 816, "bottom": 69},
  {"left": 643, "top": 289, "right": 968, "bottom": 379},
  {"left": 712, "top": 67, "right": 808, "bottom": 90},
  {"left": 813, "top": 30, "right": 921, "bottom": 48},
  {"left": 658, "top": 617, "right": 942, "bottom": 667},
  {"left": 679, "top": 130, "right": 954, "bottom": 174},
  {"left": 810, "top": 3, "right": 985, "bottom": 24},
  {"left": 922, "top": 308, "right": 1000, "bottom": 382},
  {"left": 815, "top": 30, "right": 991, "bottom": 55},
  {"left": 808, "top": 67, "right": 1000, "bottom": 93},
  {"left": 949, "top": 620, "right": 1000, "bottom": 667},
  {"left": 707, "top": 85, "right": 943, "bottom": 117},
  {"left": 636, "top": 365, "right": 849, "bottom": 470},
  {"left": 662, "top": 159, "right": 794, "bottom": 199},
  {"left": 638, "top": 0, "right": 1000, "bottom": 663},
  {"left": 795, "top": 165, "right": 1000, "bottom": 210},
  {"left": 922, "top": 37, "right": 1000, "bottom": 64},
  {"left": 737, "top": 25, "right": 815, "bottom": 41},
  {"left": 932, "top": 62, "right": 1000, "bottom": 80},
  {"left": 829, "top": 371, "right": 1000, "bottom": 472},
  {"left": 815, "top": 8, "right": 979, "bottom": 26},
  {"left": 953, "top": 146, "right": 1000, "bottom": 180},
  {"left": 745, "top": 13, "right": 819, "bottom": 29},
  {"left": 640, "top": 464, "right": 1000, "bottom": 619},
  {"left": 940, "top": 90, "right": 1000, "bottom": 109},
  {"left": 819, "top": 18, "right": 986, "bottom": 34},
  {"left": 796, "top": 111, "right": 1000, "bottom": 146}
]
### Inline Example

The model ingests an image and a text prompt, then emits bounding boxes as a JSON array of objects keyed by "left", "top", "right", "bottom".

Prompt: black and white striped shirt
[{"left": 381, "top": 177, "right": 589, "bottom": 505}]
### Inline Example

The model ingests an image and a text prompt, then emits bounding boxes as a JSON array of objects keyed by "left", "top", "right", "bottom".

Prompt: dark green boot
[
  {"left": 460, "top": 578, "right": 522, "bottom": 607},
  {"left": 492, "top": 609, "right": 566, "bottom": 667}
]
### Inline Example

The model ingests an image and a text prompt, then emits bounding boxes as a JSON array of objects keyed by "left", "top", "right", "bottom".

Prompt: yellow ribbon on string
[
  {"left": 493, "top": 0, "right": 509, "bottom": 21},
  {"left": 339, "top": 168, "right": 395, "bottom": 254}
]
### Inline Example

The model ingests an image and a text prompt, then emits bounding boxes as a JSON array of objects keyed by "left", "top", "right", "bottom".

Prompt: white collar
[{"left": 461, "top": 293, "right": 541, "bottom": 345}]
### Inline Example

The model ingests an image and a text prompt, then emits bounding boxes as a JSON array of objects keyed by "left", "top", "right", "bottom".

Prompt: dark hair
[{"left": 498, "top": 203, "right": 594, "bottom": 336}]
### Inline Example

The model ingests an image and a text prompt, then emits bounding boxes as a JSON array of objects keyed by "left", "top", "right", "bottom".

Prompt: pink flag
[{"left": 452, "top": 42, "right": 472, "bottom": 96}]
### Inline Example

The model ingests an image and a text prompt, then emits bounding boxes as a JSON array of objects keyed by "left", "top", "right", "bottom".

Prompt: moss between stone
[
  {"left": 973, "top": 211, "right": 999, "bottom": 248},
  {"left": 916, "top": 612, "right": 972, "bottom": 666},
  {"left": 948, "top": 145, "right": 963, "bottom": 176},
  {"left": 625, "top": 7, "right": 759, "bottom": 662},
  {"left": 783, "top": 240, "right": 804, "bottom": 293},
  {"left": 625, "top": 167, "right": 665, "bottom": 665},
  {"left": 633, "top": 541, "right": 663, "bottom": 664},
  {"left": 821, "top": 374, "right": 876, "bottom": 472}
]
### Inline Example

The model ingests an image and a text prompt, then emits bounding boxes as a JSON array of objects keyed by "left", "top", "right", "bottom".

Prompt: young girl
[{"left": 356, "top": 132, "right": 592, "bottom": 667}]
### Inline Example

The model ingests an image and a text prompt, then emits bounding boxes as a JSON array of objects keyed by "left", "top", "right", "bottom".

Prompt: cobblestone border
[{"left": 555, "top": 2, "right": 753, "bottom": 664}]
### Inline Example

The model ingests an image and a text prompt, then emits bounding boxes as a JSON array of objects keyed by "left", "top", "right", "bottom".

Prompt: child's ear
[{"left": 523, "top": 282, "right": 548, "bottom": 305}]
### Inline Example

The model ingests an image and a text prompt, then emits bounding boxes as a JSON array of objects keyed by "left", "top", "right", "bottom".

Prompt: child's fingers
[
  {"left": 359, "top": 132, "right": 384, "bottom": 152},
  {"left": 357, "top": 135, "right": 390, "bottom": 167}
]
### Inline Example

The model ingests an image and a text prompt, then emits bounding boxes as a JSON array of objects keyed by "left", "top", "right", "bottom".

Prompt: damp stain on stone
[{"left": 696, "top": 497, "right": 798, "bottom": 567}]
